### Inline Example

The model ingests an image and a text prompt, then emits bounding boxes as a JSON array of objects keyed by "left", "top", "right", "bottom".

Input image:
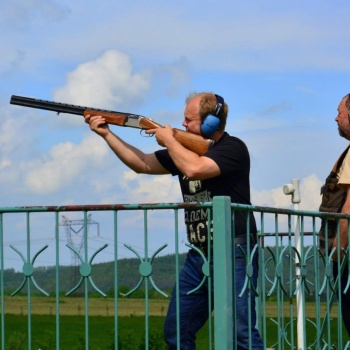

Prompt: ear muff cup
[
  {"left": 200, "top": 94, "right": 224, "bottom": 137},
  {"left": 200, "top": 114, "right": 221, "bottom": 137}
]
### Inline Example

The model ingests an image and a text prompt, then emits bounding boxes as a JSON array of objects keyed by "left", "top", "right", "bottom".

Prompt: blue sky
[{"left": 1, "top": 0, "right": 350, "bottom": 269}]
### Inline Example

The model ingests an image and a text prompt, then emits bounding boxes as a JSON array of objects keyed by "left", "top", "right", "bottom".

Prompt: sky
[{"left": 1, "top": 0, "right": 350, "bottom": 270}]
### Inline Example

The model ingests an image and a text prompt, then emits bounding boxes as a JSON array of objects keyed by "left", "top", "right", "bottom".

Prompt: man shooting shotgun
[
  {"left": 10, "top": 95, "right": 214, "bottom": 156},
  {"left": 84, "top": 91, "right": 263, "bottom": 350},
  {"left": 11, "top": 91, "right": 263, "bottom": 349}
]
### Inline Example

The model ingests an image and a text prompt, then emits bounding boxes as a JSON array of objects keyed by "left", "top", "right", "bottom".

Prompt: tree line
[{"left": 2, "top": 247, "right": 326, "bottom": 298}]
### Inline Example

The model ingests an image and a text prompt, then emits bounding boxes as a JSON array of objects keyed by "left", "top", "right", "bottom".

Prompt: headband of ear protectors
[{"left": 200, "top": 94, "right": 225, "bottom": 137}]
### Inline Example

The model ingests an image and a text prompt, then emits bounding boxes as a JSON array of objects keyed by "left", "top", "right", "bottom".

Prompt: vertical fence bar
[
  {"left": 288, "top": 214, "right": 295, "bottom": 350},
  {"left": 144, "top": 209, "right": 149, "bottom": 350},
  {"left": 244, "top": 208, "right": 253, "bottom": 350},
  {"left": 297, "top": 215, "right": 306, "bottom": 349},
  {"left": 213, "top": 196, "right": 233, "bottom": 350},
  {"left": 336, "top": 220, "right": 343, "bottom": 349},
  {"left": 26, "top": 212, "right": 32, "bottom": 350},
  {"left": 55, "top": 212, "right": 60, "bottom": 350},
  {"left": 258, "top": 213, "right": 267, "bottom": 348},
  {"left": 312, "top": 217, "right": 322, "bottom": 349},
  {"left": 174, "top": 208, "right": 180, "bottom": 350},
  {"left": 295, "top": 214, "right": 305, "bottom": 350},
  {"left": 83, "top": 211, "right": 89, "bottom": 350},
  {"left": 114, "top": 210, "right": 119, "bottom": 350},
  {"left": 207, "top": 208, "right": 213, "bottom": 350},
  {"left": 0, "top": 213, "right": 4, "bottom": 350}
]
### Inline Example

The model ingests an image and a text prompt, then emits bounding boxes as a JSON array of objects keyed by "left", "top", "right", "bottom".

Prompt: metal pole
[
  {"left": 213, "top": 196, "right": 233, "bottom": 350},
  {"left": 283, "top": 179, "right": 304, "bottom": 350}
]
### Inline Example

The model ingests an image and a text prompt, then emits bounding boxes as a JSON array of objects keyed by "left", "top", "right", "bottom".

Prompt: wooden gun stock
[
  {"left": 84, "top": 110, "right": 214, "bottom": 156},
  {"left": 11, "top": 95, "right": 215, "bottom": 156}
]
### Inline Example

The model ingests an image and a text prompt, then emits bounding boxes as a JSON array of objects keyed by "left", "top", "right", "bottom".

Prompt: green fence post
[
  {"left": 213, "top": 196, "right": 233, "bottom": 350},
  {"left": 0, "top": 213, "right": 4, "bottom": 350}
]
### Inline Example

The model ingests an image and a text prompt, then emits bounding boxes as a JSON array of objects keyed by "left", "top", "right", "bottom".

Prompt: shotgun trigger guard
[{"left": 140, "top": 129, "right": 153, "bottom": 137}]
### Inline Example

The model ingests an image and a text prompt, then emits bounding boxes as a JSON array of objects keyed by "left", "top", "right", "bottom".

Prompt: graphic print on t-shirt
[{"left": 183, "top": 179, "right": 213, "bottom": 245}]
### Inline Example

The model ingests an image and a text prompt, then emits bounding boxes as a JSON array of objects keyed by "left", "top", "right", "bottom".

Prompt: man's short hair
[
  {"left": 346, "top": 94, "right": 350, "bottom": 113},
  {"left": 186, "top": 92, "right": 229, "bottom": 131}
]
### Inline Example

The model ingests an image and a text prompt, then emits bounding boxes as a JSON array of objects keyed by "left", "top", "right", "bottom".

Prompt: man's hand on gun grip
[{"left": 146, "top": 125, "right": 175, "bottom": 147}]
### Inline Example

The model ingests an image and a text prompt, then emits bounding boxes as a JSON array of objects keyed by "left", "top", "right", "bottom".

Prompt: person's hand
[
  {"left": 84, "top": 114, "right": 110, "bottom": 137},
  {"left": 146, "top": 125, "right": 174, "bottom": 147}
]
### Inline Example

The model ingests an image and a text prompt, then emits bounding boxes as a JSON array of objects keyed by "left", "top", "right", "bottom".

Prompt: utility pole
[
  {"left": 283, "top": 179, "right": 304, "bottom": 350},
  {"left": 60, "top": 214, "right": 99, "bottom": 286}
]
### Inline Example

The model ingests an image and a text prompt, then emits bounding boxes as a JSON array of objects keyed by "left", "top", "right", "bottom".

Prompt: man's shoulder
[{"left": 214, "top": 132, "right": 248, "bottom": 151}]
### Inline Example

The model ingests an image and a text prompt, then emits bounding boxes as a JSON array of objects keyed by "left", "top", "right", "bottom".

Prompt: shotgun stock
[{"left": 10, "top": 95, "right": 214, "bottom": 156}]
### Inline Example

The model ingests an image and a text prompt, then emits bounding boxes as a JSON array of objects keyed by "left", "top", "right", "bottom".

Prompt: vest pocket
[{"left": 319, "top": 174, "right": 346, "bottom": 213}]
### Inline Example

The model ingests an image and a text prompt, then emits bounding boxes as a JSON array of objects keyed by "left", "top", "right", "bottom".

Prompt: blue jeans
[
  {"left": 164, "top": 244, "right": 264, "bottom": 350},
  {"left": 333, "top": 261, "right": 350, "bottom": 337}
]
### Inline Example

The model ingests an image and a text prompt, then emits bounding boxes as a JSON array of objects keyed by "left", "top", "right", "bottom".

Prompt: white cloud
[
  {"left": 298, "top": 174, "right": 323, "bottom": 211},
  {"left": 0, "top": 108, "right": 39, "bottom": 183},
  {"left": 251, "top": 174, "right": 323, "bottom": 236},
  {"left": 3, "top": 1, "right": 349, "bottom": 76},
  {"left": 23, "top": 135, "right": 108, "bottom": 194},
  {"left": 118, "top": 170, "right": 181, "bottom": 203},
  {"left": 53, "top": 50, "right": 151, "bottom": 110},
  {"left": 64, "top": 3, "right": 349, "bottom": 72},
  {"left": 252, "top": 173, "right": 323, "bottom": 211}
]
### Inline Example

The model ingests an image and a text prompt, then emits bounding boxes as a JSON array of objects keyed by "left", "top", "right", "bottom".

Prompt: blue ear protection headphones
[{"left": 200, "top": 94, "right": 225, "bottom": 137}]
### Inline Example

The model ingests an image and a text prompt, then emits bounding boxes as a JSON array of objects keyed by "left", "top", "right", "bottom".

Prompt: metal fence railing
[{"left": 0, "top": 197, "right": 349, "bottom": 349}]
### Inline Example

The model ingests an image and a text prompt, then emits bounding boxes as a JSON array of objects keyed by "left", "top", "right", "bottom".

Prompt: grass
[
  {"left": 2, "top": 314, "right": 348, "bottom": 350},
  {"left": 1, "top": 297, "right": 349, "bottom": 349},
  {"left": 2, "top": 314, "right": 158, "bottom": 349},
  {"left": 2, "top": 295, "right": 341, "bottom": 318},
  {"left": 1, "top": 314, "right": 213, "bottom": 349},
  {"left": 2, "top": 295, "right": 169, "bottom": 317}
]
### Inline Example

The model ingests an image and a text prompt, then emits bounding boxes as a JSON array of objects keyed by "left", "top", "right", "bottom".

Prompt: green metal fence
[{"left": 0, "top": 197, "right": 349, "bottom": 349}]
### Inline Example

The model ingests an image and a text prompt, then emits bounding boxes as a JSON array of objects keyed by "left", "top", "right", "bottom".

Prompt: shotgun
[{"left": 10, "top": 95, "right": 215, "bottom": 156}]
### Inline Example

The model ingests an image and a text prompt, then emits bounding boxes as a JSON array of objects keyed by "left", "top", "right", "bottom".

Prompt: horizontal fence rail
[{"left": 0, "top": 198, "right": 349, "bottom": 349}]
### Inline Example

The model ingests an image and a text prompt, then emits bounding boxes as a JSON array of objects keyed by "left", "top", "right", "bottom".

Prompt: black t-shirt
[{"left": 155, "top": 132, "right": 257, "bottom": 245}]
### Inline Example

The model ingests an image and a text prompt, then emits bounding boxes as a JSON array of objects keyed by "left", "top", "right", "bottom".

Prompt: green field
[
  {"left": 1, "top": 315, "right": 215, "bottom": 350},
  {"left": 1, "top": 297, "right": 210, "bottom": 349},
  {"left": 2, "top": 315, "right": 166, "bottom": 349},
  {"left": 3, "top": 314, "right": 347, "bottom": 350},
  {"left": 1, "top": 297, "right": 348, "bottom": 349},
  {"left": 2, "top": 296, "right": 170, "bottom": 317},
  {"left": 2, "top": 295, "right": 342, "bottom": 318}
]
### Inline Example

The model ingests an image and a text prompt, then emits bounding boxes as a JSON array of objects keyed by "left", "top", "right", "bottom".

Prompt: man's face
[
  {"left": 335, "top": 96, "right": 350, "bottom": 140},
  {"left": 182, "top": 96, "right": 202, "bottom": 135}
]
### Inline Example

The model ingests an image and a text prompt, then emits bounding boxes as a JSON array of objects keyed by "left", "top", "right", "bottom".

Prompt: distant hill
[
  {"left": 3, "top": 247, "right": 325, "bottom": 299},
  {"left": 4, "top": 253, "right": 187, "bottom": 296}
]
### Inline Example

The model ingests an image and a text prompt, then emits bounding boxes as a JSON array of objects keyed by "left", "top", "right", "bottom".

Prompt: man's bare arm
[
  {"left": 87, "top": 115, "right": 169, "bottom": 175},
  {"left": 333, "top": 185, "right": 350, "bottom": 261}
]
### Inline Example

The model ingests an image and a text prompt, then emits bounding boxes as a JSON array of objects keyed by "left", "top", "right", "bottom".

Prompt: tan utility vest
[{"left": 319, "top": 147, "right": 349, "bottom": 252}]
